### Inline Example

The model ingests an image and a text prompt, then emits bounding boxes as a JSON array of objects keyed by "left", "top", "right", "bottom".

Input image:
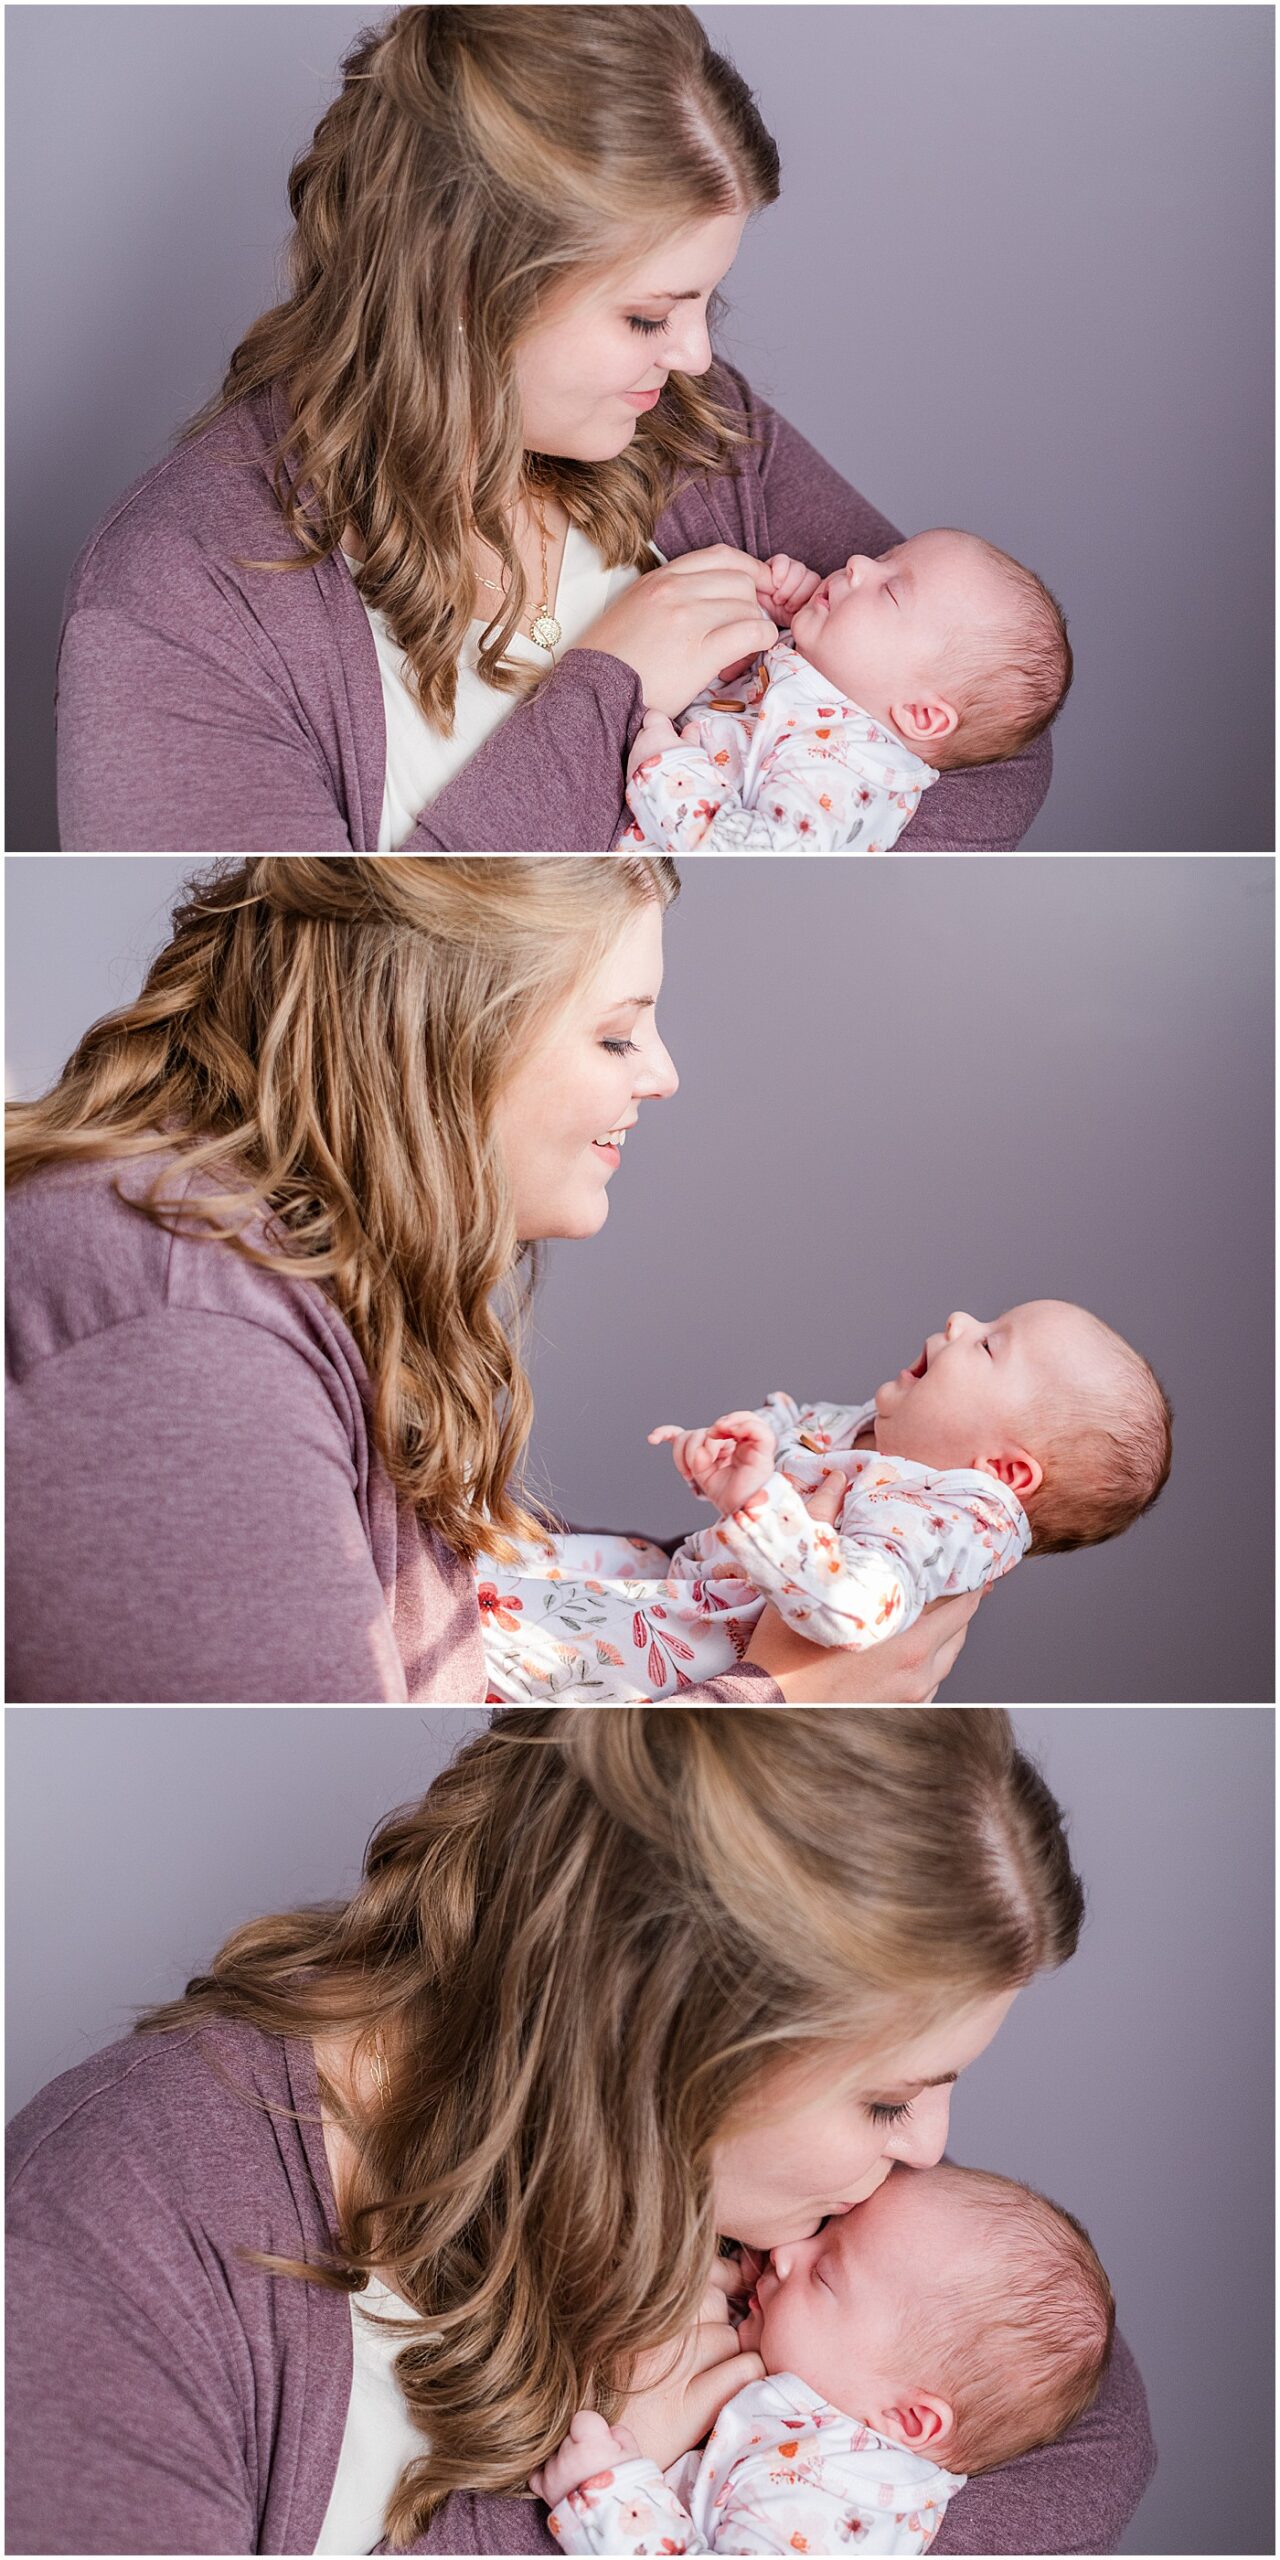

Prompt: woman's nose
[
  {"left": 887, "top": 2084, "right": 952, "bottom": 2169},
  {"left": 637, "top": 1032, "right": 678, "bottom": 1100},
  {"left": 666, "top": 308, "right": 712, "bottom": 377}
]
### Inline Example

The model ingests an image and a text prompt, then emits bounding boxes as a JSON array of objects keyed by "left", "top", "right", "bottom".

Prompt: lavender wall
[
  {"left": 5, "top": 5, "right": 1272, "bottom": 850},
  {"left": 5, "top": 1705, "right": 1274, "bottom": 2556},
  {"left": 5, "top": 854, "right": 1273, "bottom": 1704}
]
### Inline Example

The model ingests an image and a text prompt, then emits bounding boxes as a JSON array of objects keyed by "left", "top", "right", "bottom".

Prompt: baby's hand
[
  {"left": 529, "top": 2409, "right": 642, "bottom": 2507},
  {"left": 649, "top": 1412, "right": 778, "bottom": 1513},
  {"left": 626, "top": 705, "right": 681, "bottom": 783},
  {"left": 757, "top": 552, "right": 823, "bottom": 626}
]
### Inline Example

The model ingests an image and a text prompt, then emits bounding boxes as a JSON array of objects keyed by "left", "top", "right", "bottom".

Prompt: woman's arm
[
  {"left": 656, "top": 366, "right": 1052, "bottom": 853},
  {"left": 402, "top": 649, "right": 646, "bottom": 852},
  {"left": 405, "top": 2331, "right": 1154, "bottom": 2558},
  {"left": 56, "top": 589, "right": 647, "bottom": 854},
  {"left": 932, "top": 2328, "right": 1156, "bottom": 2556},
  {"left": 6, "top": 1310, "right": 417, "bottom": 1702}
]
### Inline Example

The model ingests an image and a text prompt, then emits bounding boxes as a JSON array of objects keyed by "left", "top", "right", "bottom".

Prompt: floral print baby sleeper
[
  {"left": 477, "top": 1392, "right": 1029, "bottom": 1701},
  {"left": 617, "top": 634, "right": 937, "bottom": 851},
  {"left": 545, "top": 2371, "right": 964, "bottom": 2554}
]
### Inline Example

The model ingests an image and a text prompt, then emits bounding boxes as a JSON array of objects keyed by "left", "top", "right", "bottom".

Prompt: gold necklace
[{"left": 475, "top": 493, "right": 561, "bottom": 656}]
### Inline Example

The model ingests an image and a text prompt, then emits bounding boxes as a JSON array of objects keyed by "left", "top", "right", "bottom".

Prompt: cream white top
[
  {"left": 313, "top": 2274, "right": 438, "bottom": 2555},
  {"left": 344, "top": 531, "right": 646, "bottom": 851}
]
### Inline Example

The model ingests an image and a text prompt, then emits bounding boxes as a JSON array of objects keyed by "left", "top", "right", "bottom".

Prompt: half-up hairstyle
[
  {"left": 181, "top": 6, "right": 781, "bottom": 733},
  {"left": 135, "top": 1708, "right": 1084, "bottom": 2541},
  {"left": 4, "top": 855, "right": 677, "bottom": 1563}
]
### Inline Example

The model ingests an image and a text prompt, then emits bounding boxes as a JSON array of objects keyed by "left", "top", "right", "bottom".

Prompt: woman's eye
[
  {"left": 601, "top": 1038, "right": 639, "bottom": 1057},
  {"left": 868, "top": 2100, "right": 912, "bottom": 2126},
  {"left": 627, "top": 315, "right": 670, "bottom": 336}
]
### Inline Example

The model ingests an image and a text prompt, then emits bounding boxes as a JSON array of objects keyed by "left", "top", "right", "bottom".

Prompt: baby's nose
[{"left": 945, "top": 1311, "right": 975, "bottom": 1340}]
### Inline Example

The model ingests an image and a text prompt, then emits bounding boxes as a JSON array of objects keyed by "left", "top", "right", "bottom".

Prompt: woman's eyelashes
[
  {"left": 600, "top": 1038, "right": 639, "bottom": 1057},
  {"left": 627, "top": 314, "right": 670, "bottom": 336},
  {"left": 868, "top": 2099, "right": 913, "bottom": 2126}
]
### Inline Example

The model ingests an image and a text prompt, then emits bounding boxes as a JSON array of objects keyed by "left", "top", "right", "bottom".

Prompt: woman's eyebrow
[
  {"left": 870, "top": 2069, "right": 959, "bottom": 2099},
  {"left": 603, "top": 993, "right": 656, "bottom": 1011}
]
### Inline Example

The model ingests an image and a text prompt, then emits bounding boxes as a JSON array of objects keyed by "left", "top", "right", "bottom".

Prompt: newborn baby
[
  {"left": 477, "top": 1301, "right": 1171, "bottom": 1702},
  {"left": 533, "top": 2161, "right": 1115, "bottom": 2556},
  {"left": 616, "top": 529, "right": 1072, "bottom": 851}
]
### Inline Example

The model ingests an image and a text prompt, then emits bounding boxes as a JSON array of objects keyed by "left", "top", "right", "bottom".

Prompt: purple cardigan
[
  {"left": 55, "top": 366, "right": 1050, "bottom": 852},
  {"left": 5, "top": 1156, "right": 779, "bottom": 1705},
  {"left": 6, "top": 2024, "right": 1154, "bottom": 2556}
]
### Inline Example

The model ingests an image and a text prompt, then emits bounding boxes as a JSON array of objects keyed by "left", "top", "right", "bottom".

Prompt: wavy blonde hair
[
  {"left": 181, "top": 5, "right": 781, "bottom": 733},
  {"left": 135, "top": 1707, "right": 1084, "bottom": 2542},
  {"left": 4, "top": 855, "right": 676, "bottom": 1564}
]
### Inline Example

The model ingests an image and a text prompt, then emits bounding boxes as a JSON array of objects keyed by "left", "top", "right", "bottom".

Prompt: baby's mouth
[{"left": 908, "top": 1344, "right": 928, "bottom": 1378}]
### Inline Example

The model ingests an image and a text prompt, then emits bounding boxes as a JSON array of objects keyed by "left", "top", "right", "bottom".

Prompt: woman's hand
[
  {"left": 568, "top": 546, "right": 778, "bottom": 716},
  {"left": 742, "top": 1466, "right": 982, "bottom": 1700},
  {"left": 611, "top": 2257, "right": 765, "bottom": 2471}
]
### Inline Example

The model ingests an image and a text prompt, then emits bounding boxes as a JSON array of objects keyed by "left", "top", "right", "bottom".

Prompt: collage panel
[
  {"left": 4, "top": 852, "right": 1272, "bottom": 1707},
  {"left": 5, "top": 1705, "right": 1274, "bottom": 2558},
  {"left": 6, "top": 6, "right": 1272, "bottom": 852}
]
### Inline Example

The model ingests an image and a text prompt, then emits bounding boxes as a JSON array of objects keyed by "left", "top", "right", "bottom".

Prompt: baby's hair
[
  {"left": 904, "top": 2164, "right": 1115, "bottom": 2475},
  {"left": 1027, "top": 1313, "right": 1173, "bottom": 1557},
  {"left": 927, "top": 536, "right": 1073, "bottom": 772}
]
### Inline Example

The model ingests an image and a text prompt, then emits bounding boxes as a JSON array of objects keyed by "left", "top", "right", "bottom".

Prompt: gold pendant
[{"left": 531, "top": 611, "right": 562, "bottom": 651}]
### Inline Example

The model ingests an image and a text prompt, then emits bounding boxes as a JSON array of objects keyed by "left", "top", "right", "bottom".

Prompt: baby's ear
[
  {"left": 889, "top": 696, "right": 959, "bottom": 748},
  {"left": 979, "top": 1448, "right": 1043, "bottom": 1499},
  {"left": 880, "top": 2391, "right": 955, "bottom": 2454}
]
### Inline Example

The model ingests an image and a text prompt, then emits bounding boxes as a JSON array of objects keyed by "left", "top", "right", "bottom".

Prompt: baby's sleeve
[
  {"left": 623, "top": 717, "right": 752, "bottom": 849},
  {"left": 546, "top": 2453, "right": 713, "bottom": 2554},
  {"left": 696, "top": 1469, "right": 1025, "bottom": 1651}
]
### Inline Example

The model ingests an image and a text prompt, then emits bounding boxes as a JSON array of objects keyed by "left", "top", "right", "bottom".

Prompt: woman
[
  {"left": 55, "top": 8, "right": 1050, "bottom": 853},
  {"left": 6, "top": 1710, "right": 1154, "bottom": 2555},
  {"left": 5, "top": 855, "right": 978, "bottom": 1703}
]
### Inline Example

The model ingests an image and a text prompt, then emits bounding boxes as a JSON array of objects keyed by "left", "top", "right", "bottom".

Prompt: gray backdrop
[
  {"left": 8, "top": 854, "right": 1270, "bottom": 1705},
  {"left": 5, "top": 5, "right": 1273, "bottom": 852},
  {"left": 5, "top": 1705, "right": 1274, "bottom": 2558}
]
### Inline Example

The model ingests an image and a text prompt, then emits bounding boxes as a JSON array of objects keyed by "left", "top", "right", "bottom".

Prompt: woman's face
[
  {"left": 514, "top": 211, "right": 748, "bottom": 462},
  {"left": 493, "top": 900, "right": 678, "bottom": 1242},
  {"left": 711, "top": 1988, "right": 1018, "bottom": 2251}
]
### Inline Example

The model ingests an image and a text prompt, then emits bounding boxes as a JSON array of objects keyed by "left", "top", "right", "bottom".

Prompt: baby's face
[
  {"left": 788, "top": 529, "right": 1005, "bottom": 748},
  {"left": 735, "top": 2166, "right": 978, "bottom": 2433},
  {"left": 872, "top": 1298, "right": 1103, "bottom": 1481}
]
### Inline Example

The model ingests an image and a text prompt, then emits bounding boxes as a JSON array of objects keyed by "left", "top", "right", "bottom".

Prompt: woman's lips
[{"left": 622, "top": 386, "right": 662, "bottom": 410}]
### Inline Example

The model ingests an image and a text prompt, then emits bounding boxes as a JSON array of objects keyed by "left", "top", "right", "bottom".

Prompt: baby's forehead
[
  {"left": 1003, "top": 1298, "right": 1105, "bottom": 1361},
  {"left": 836, "top": 2166, "right": 975, "bottom": 2258},
  {"left": 894, "top": 528, "right": 992, "bottom": 586}
]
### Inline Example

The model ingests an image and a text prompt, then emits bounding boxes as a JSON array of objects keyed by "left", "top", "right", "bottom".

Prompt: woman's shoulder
[
  {"left": 64, "top": 388, "right": 287, "bottom": 599},
  {"left": 6, "top": 1150, "right": 368, "bottom": 1395},
  {"left": 7, "top": 2018, "right": 327, "bottom": 2236}
]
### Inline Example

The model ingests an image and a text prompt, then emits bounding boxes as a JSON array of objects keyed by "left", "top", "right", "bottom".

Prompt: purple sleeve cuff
[{"left": 404, "top": 650, "right": 644, "bottom": 850}]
